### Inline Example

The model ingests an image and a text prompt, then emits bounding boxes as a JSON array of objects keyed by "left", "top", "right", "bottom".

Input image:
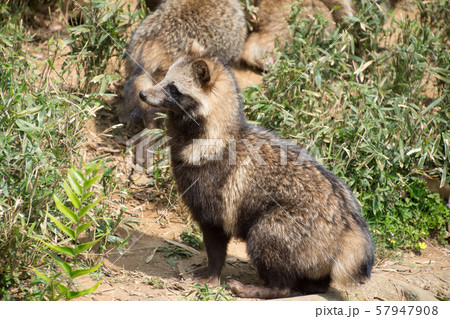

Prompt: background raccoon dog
[
  {"left": 121, "top": 0, "right": 247, "bottom": 128},
  {"left": 138, "top": 45, "right": 375, "bottom": 299},
  {"left": 241, "top": 0, "right": 356, "bottom": 70}
]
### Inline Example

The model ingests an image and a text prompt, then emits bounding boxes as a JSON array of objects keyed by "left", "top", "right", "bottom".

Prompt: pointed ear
[{"left": 192, "top": 59, "right": 210, "bottom": 87}]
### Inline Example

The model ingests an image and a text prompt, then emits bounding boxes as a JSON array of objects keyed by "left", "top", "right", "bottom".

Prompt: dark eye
[{"left": 167, "top": 83, "right": 180, "bottom": 99}]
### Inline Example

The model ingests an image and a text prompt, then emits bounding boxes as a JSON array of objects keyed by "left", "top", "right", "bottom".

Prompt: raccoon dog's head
[
  {"left": 138, "top": 58, "right": 212, "bottom": 114},
  {"left": 139, "top": 42, "right": 242, "bottom": 138}
]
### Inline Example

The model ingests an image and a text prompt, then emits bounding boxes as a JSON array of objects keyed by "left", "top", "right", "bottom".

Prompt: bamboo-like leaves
[
  {"left": 53, "top": 195, "right": 78, "bottom": 224},
  {"left": 75, "top": 238, "right": 102, "bottom": 255},
  {"left": 64, "top": 180, "right": 81, "bottom": 209},
  {"left": 34, "top": 161, "right": 105, "bottom": 300},
  {"left": 83, "top": 174, "right": 101, "bottom": 191},
  {"left": 76, "top": 221, "right": 93, "bottom": 235},
  {"left": 46, "top": 251, "right": 72, "bottom": 276},
  {"left": 47, "top": 213, "right": 75, "bottom": 240},
  {"left": 42, "top": 242, "right": 75, "bottom": 257},
  {"left": 66, "top": 281, "right": 102, "bottom": 300},
  {"left": 71, "top": 261, "right": 102, "bottom": 279},
  {"left": 79, "top": 197, "right": 103, "bottom": 218}
]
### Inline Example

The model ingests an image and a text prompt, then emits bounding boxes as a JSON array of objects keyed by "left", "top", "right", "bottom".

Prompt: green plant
[
  {"left": 0, "top": 5, "right": 94, "bottom": 299},
  {"left": 158, "top": 245, "right": 193, "bottom": 266},
  {"left": 65, "top": 0, "right": 145, "bottom": 92},
  {"left": 32, "top": 163, "right": 106, "bottom": 300},
  {"left": 0, "top": 1, "right": 137, "bottom": 300},
  {"left": 179, "top": 227, "right": 203, "bottom": 250},
  {"left": 373, "top": 178, "right": 450, "bottom": 252},
  {"left": 144, "top": 277, "right": 164, "bottom": 289},
  {"left": 186, "top": 282, "right": 231, "bottom": 301}
]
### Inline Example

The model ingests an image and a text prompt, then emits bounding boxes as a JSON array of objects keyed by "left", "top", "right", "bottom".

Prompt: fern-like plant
[{"left": 33, "top": 161, "right": 106, "bottom": 300}]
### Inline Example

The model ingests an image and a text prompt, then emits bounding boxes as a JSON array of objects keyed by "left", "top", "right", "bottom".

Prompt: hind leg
[
  {"left": 228, "top": 256, "right": 293, "bottom": 299},
  {"left": 228, "top": 212, "right": 300, "bottom": 298},
  {"left": 231, "top": 208, "right": 334, "bottom": 299}
]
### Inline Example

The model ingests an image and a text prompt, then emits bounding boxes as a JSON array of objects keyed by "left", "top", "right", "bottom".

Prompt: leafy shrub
[
  {"left": 32, "top": 164, "right": 105, "bottom": 301},
  {"left": 0, "top": 6, "right": 89, "bottom": 298},
  {"left": 65, "top": 0, "right": 146, "bottom": 92},
  {"left": 0, "top": 1, "right": 133, "bottom": 299}
]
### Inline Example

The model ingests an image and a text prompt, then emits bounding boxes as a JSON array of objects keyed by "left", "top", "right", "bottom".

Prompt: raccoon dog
[
  {"left": 121, "top": 0, "right": 247, "bottom": 128},
  {"left": 138, "top": 45, "right": 375, "bottom": 299},
  {"left": 241, "top": 0, "right": 356, "bottom": 70}
]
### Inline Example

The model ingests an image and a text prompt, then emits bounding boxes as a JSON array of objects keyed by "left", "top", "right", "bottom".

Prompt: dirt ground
[{"left": 22, "top": 1, "right": 449, "bottom": 301}]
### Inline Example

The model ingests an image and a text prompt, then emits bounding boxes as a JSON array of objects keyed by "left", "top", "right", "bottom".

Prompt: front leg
[{"left": 196, "top": 224, "right": 230, "bottom": 285}]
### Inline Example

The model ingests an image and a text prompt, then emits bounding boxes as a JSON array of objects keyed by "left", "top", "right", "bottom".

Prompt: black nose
[{"left": 139, "top": 91, "right": 147, "bottom": 102}]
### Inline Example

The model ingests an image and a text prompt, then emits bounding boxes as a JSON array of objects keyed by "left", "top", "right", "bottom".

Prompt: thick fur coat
[{"left": 139, "top": 46, "right": 375, "bottom": 298}]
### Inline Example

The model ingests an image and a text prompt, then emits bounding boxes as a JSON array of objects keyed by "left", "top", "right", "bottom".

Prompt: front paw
[{"left": 194, "top": 275, "right": 220, "bottom": 287}]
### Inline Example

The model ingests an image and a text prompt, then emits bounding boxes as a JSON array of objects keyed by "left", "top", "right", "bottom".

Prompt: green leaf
[
  {"left": 83, "top": 174, "right": 102, "bottom": 190},
  {"left": 421, "top": 95, "right": 445, "bottom": 115},
  {"left": 79, "top": 197, "right": 104, "bottom": 218},
  {"left": 42, "top": 242, "right": 75, "bottom": 257},
  {"left": 71, "top": 167, "right": 85, "bottom": 184},
  {"left": 47, "top": 213, "right": 75, "bottom": 240},
  {"left": 47, "top": 58, "right": 56, "bottom": 71},
  {"left": 90, "top": 75, "right": 104, "bottom": 84},
  {"left": 85, "top": 161, "right": 102, "bottom": 175},
  {"left": 66, "top": 280, "right": 102, "bottom": 300},
  {"left": 75, "top": 237, "right": 102, "bottom": 255},
  {"left": 71, "top": 261, "right": 103, "bottom": 279},
  {"left": 167, "top": 256, "right": 177, "bottom": 266},
  {"left": 55, "top": 284, "right": 69, "bottom": 300},
  {"left": 314, "top": 67, "right": 321, "bottom": 88},
  {"left": 33, "top": 267, "right": 52, "bottom": 282},
  {"left": 76, "top": 221, "right": 93, "bottom": 236},
  {"left": 64, "top": 181, "right": 81, "bottom": 209},
  {"left": 53, "top": 195, "right": 79, "bottom": 223},
  {"left": 67, "top": 173, "right": 82, "bottom": 196},
  {"left": 81, "top": 191, "right": 96, "bottom": 201},
  {"left": 46, "top": 251, "right": 73, "bottom": 276},
  {"left": 441, "top": 161, "right": 448, "bottom": 189}
]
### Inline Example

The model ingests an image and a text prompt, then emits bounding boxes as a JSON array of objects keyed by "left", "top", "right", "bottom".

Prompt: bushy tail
[{"left": 331, "top": 228, "right": 375, "bottom": 285}]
